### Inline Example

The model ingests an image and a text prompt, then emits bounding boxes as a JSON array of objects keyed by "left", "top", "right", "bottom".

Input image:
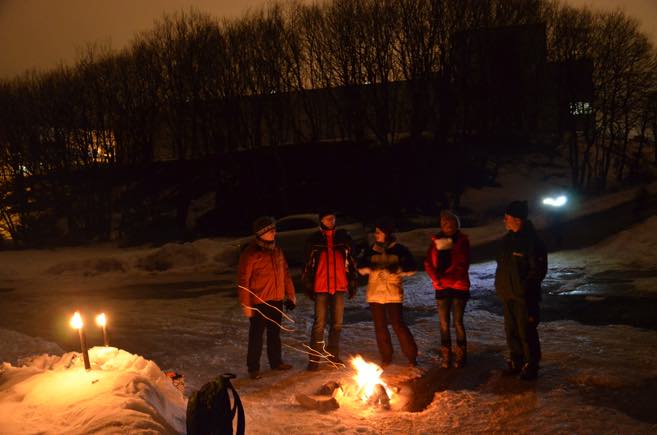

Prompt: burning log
[
  {"left": 367, "top": 384, "right": 391, "bottom": 410},
  {"left": 316, "top": 381, "right": 342, "bottom": 396}
]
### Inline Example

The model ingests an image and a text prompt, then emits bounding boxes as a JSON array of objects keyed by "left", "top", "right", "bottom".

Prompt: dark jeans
[
  {"left": 246, "top": 300, "right": 283, "bottom": 372},
  {"left": 502, "top": 298, "right": 541, "bottom": 366},
  {"left": 436, "top": 297, "right": 467, "bottom": 348},
  {"left": 309, "top": 292, "right": 345, "bottom": 363},
  {"left": 370, "top": 303, "right": 418, "bottom": 364}
]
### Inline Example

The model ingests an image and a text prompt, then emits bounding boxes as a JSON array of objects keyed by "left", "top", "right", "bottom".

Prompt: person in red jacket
[
  {"left": 238, "top": 216, "right": 297, "bottom": 379},
  {"left": 302, "top": 211, "right": 358, "bottom": 371},
  {"left": 424, "top": 210, "right": 471, "bottom": 368}
]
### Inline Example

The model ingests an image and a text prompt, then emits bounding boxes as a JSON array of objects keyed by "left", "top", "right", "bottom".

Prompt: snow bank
[
  {"left": 0, "top": 329, "right": 64, "bottom": 366},
  {"left": 0, "top": 347, "right": 186, "bottom": 434},
  {"left": 134, "top": 243, "right": 208, "bottom": 272}
]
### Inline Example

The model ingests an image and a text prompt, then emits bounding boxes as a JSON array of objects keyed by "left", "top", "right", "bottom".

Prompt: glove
[{"left": 284, "top": 299, "right": 296, "bottom": 311}]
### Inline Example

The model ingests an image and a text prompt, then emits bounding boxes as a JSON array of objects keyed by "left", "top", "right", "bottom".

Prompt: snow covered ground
[{"left": 1, "top": 155, "right": 657, "bottom": 434}]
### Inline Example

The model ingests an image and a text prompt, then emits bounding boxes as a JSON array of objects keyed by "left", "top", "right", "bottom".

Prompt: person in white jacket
[{"left": 357, "top": 217, "right": 418, "bottom": 366}]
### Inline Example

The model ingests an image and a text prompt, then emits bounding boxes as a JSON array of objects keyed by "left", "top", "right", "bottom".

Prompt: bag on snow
[{"left": 186, "top": 373, "right": 245, "bottom": 435}]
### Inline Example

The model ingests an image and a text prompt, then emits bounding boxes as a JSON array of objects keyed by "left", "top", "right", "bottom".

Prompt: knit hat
[
  {"left": 252, "top": 216, "right": 276, "bottom": 237},
  {"left": 318, "top": 210, "right": 336, "bottom": 221},
  {"left": 505, "top": 200, "right": 529, "bottom": 219},
  {"left": 374, "top": 216, "right": 396, "bottom": 237}
]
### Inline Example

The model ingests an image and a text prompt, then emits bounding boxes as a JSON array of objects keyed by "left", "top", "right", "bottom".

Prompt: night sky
[{"left": 1, "top": 0, "right": 656, "bottom": 79}]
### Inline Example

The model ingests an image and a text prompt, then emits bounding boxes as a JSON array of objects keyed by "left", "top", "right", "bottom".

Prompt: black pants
[
  {"left": 246, "top": 300, "right": 283, "bottom": 373},
  {"left": 370, "top": 303, "right": 418, "bottom": 364},
  {"left": 436, "top": 297, "right": 467, "bottom": 348},
  {"left": 502, "top": 298, "right": 541, "bottom": 366}
]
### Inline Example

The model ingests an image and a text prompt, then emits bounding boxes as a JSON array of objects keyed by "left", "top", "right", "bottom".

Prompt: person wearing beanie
[
  {"left": 237, "top": 216, "right": 296, "bottom": 379},
  {"left": 495, "top": 201, "right": 548, "bottom": 380},
  {"left": 358, "top": 217, "right": 418, "bottom": 366},
  {"left": 424, "top": 210, "right": 471, "bottom": 368},
  {"left": 301, "top": 211, "right": 358, "bottom": 370}
]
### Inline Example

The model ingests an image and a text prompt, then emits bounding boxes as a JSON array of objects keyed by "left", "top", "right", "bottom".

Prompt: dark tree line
[{"left": 1, "top": 0, "right": 656, "bottom": 244}]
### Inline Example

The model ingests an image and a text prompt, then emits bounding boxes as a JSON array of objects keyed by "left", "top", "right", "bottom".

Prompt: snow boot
[
  {"left": 502, "top": 359, "right": 522, "bottom": 376},
  {"left": 519, "top": 362, "right": 539, "bottom": 381},
  {"left": 440, "top": 346, "right": 451, "bottom": 369},
  {"left": 453, "top": 344, "right": 467, "bottom": 368}
]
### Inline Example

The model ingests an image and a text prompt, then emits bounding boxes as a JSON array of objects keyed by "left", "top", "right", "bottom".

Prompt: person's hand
[
  {"left": 242, "top": 305, "right": 253, "bottom": 318},
  {"left": 284, "top": 299, "right": 296, "bottom": 311},
  {"left": 358, "top": 267, "right": 372, "bottom": 275}
]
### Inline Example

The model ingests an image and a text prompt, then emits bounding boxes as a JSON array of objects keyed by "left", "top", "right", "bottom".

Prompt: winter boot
[
  {"left": 502, "top": 359, "right": 522, "bottom": 376},
  {"left": 440, "top": 346, "right": 451, "bottom": 369},
  {"left": 453, "top": 344, "right": 467, "bottom": 368},
  {"left": 519, "top": 362, "right": 539, "bottom": 381}
]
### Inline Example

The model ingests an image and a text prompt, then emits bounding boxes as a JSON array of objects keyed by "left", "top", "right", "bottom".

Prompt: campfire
[
  {"left": 349, "top": 356, "right": 393, "bottom": 407},
  {"left": 296, "top": 355, "right": 396, "bottom": 412}
]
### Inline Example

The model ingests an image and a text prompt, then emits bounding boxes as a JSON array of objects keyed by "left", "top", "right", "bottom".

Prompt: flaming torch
[
  {"left": 95, "top": 313, "right": 109, "bottom": 347},
  {"left": 70, "top": 311, "right": 91, "bottom": 370}
]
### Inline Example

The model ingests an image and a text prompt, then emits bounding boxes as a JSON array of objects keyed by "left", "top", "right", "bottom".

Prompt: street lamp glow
[{"left": 542, "top": 195, "right": 567, "bottom": 207}]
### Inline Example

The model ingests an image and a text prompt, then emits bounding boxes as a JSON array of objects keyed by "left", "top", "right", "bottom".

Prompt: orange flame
[
  {"left": 350, "top": 356, "right": 394, "bottom": 402},
  {"left": 95, "top": 313, "right": 107, "bottom": 327},
  {"left": 70, "top": 311, "right": 83, "bottom": 329}
]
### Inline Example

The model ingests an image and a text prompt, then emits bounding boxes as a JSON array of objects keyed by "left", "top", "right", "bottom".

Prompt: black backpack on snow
[{"left": 186, "top": 373, "right": 245, "bottom": 435}]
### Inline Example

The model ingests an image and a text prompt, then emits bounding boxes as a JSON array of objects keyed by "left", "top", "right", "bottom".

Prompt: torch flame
[
  {"left": 350, "top": 355, "right": 394, "bottom": 402},
  {"left": 95, "top": 313, "right": 107, "bottom": 327},
  {"left": 70, "top": 311, "right": 83, "bottom": 329}
]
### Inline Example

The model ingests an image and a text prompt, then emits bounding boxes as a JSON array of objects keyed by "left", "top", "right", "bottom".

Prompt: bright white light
[
  {"left": 350, "top": 355, "right": 393, "bottom": 401},
  {"left": 70, "top": 311, "right": 83, "bottom": 329},
  {"left": 95, "top": 313, "right": 107, "bottom": 327},
  {"left": 542, "top": 195, "right": 568, "bottom": 207}
]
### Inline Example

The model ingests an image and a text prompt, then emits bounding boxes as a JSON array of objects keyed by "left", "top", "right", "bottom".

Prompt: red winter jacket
[
  {"left": 302, "top": 228, "right": 356, "bottom": 295},
  {"left": 424, "top": 231, "right": 471, "bottom": 293}
]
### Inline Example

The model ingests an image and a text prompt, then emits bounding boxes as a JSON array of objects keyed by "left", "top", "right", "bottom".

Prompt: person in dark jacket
[
  {"left": 424, "top": 210, "right": 471, "bottom": 368},
  {"left": 238, "top": 216, "right": 297, "bottom": 379},
  {"left": 302, "top": 211, "right": 358, "bottom": 370},
  {"left": 358, "top": 217, "right": 418, "bottom": 366},
  {"left": 495, "top": 201, "right": 547, "bottom": 380}
]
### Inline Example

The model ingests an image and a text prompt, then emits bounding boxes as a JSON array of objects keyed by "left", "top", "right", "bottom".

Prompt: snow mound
[
  {"left": 589, "top": 216, "right": 657, "bottom": 267},
  {"left": 0, "top": 329, "right": 64, "bottom": 365},
  {"left": 0, "top": 347, "right": 186, "bottom": 434},
  {"left": 46, "top": 257, "right": 128, "bottom": 276},
  {"left": 135, "top": 242, "right": 208, "bottom": 271}
]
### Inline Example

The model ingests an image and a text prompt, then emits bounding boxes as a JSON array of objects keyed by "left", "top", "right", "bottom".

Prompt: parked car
[{"left": 221, "top": 213, "right": 366, "bottom": 267}]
